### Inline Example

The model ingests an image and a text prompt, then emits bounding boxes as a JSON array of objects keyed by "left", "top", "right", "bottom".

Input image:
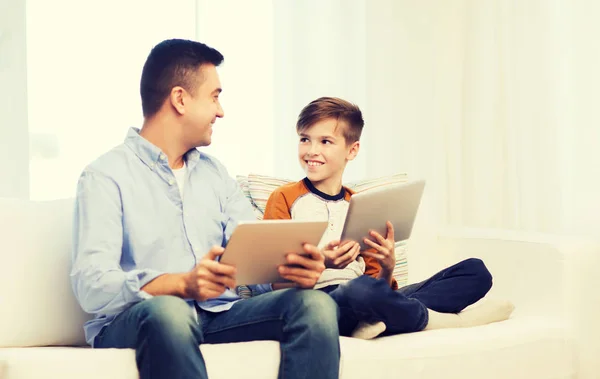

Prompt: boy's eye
[{"left": 299, "top": 137, "right": 309, "bottom": 143}]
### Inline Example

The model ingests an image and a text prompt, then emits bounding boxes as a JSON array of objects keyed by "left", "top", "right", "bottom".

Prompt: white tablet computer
[
  {"left": 219, "top": 220, "right": 328, "bottom": 285},
  {"left": 340, "top": 180, "right": 426, "bottom": 250}
]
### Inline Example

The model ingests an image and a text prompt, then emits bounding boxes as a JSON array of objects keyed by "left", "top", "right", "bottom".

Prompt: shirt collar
[
  {"left": 302, "top": 177, "right": 346, "bottom": 201},
  {"left": 124, "top": 127, "right": 201, "bottom": 170}
]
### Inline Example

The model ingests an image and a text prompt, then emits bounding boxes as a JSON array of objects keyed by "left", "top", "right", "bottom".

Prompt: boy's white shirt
[{"left": 291, "top": 192, "right": 365, "bottom": 289}]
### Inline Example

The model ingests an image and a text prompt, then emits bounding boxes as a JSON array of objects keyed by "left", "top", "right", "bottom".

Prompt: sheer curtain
[
  {"left": 198, "top": 0, "right": 600, "bottom": 236},
  {"left": 9, "top": 0, "right": 600, "bottom": 236}
]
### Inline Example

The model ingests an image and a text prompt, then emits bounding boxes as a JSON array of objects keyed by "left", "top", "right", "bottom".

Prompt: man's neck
[{"left": 140, "top": 116, "right": 187, "bottom": 169}]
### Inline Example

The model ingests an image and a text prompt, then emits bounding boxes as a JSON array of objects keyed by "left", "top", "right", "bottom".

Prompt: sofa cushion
[
  {"left": 0, "top": 318, "right": 574, "bottom": 379},
  {"left": 0, "top": 198, "right": 90, "bottom": 347}
]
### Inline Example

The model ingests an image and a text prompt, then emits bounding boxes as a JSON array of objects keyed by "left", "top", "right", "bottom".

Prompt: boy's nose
[{"left": 308, "top": 143, "right": 320, "bottom": 155}]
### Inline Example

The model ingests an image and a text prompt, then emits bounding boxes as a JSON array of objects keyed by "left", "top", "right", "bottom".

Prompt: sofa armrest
[{"left": 407, "top": 227, "right": 600, "bottom": 379}]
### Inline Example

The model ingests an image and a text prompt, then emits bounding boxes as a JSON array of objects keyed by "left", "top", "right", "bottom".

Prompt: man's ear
[
  {"left": 170, "top": 86, "right": 186, "bottom": 115},
  {"left": 347, "top": 141, "right": 360, "bottom": 161}
]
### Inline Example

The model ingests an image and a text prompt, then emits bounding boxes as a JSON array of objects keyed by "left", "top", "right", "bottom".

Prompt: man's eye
[{"left": 322, "top": 140, "right": 331, "bottom": 144}]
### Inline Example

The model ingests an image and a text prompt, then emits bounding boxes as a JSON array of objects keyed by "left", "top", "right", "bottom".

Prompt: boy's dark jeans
[{"left": 322, "top": 258, "right": 493, "bottom": 335}]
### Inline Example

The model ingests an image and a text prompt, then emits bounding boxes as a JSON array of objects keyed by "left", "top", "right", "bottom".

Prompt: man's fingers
[
  {"left": 287, "top": 252, "right": 324, "bottom": 271},
  {"left": 201, "top": 259, "right": 237, "bottom": 277},
  {"left": 302, "top": 244, "right": 325, "bottom": 262},
  {"left": 205, "top": 245, "right": 226, "bottom": 260},
  {"left": 198, "top": 269, "right": 237, "bottom": 289},
  {"left": 278, "top": 273, "right": 315, "bottom": 288},
  {"left": 197, "top": 279, "right": 227, "bottom": 297}
]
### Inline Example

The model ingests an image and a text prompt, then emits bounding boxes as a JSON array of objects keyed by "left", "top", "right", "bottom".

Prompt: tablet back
[
  {"left": 340, "top": 180, "right": 425, "bottom": 250},
  {"left": 220, "top": 220, "right": 328, "bottom": 285}
]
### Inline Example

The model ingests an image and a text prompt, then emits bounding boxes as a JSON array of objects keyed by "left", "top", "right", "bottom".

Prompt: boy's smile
[{"left": 298, "top": 118, "right": 359, "bottom": 195}]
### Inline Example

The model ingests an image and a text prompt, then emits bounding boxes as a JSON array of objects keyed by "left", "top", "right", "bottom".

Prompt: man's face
[
  {"left": 182, "top": 64, "right": 224, "bottom": 147},
  {"left": 298, "top": 118, "right": 359, "bottom": 189}
]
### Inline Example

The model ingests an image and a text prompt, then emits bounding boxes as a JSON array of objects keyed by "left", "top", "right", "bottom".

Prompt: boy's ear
[{"left": 346, "top": 141, "right": 360, "bottom": 161}]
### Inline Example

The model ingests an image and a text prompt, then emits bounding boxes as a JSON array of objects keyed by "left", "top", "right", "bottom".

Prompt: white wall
[
  {"left": 0, "top": 0, "right": 29, "bottom": 198},
  {"left": 195, "top": 0, "right": 275, "bottom": 178},
  {"left": 26, "top": 0, "right": 196, "bottom": 200}
]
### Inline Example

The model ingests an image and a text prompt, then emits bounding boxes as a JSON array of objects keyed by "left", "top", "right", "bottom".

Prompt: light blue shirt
[{"left": 71, "top": 127, "right": 271, "bottom": 346}]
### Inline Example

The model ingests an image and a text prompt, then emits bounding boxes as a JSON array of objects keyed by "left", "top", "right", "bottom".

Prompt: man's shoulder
[
  {"left": 82, "top": 144, "right": 131, "bottom": 178},
  {"left": 195, "top": 150, "right": 227, "bottom": 176}
]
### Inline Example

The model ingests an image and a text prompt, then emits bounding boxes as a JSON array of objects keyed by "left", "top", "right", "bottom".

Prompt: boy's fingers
[
  {"left": 360, "top": 250, "right": 386, "bottom": 261},
  {"left": 386, "top": 221, "right": 395, "bottom": 241},
  {"left": 326, "top": 240, "right": 341, "bottom": 249},
  {"left": 369, "top": 230, "right": 387, "bottom": 246}
]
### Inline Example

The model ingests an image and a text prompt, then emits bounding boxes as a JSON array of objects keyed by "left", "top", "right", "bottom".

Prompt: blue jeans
[
  {"left": 323, "top": 258, "right": 493, "bottom": 336},
  {"left": 94, "top": 288, "right": 340, "bottom": 379}
]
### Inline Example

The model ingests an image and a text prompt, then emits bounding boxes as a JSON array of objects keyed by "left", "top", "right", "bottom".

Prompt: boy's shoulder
[{"left": 270, "top": 180, "right": 310, "bottom": 199}]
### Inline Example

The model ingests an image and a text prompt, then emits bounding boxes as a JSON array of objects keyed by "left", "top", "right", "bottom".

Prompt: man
[{"left": 70, "top": 39, "right": 340, "bottom": 379}]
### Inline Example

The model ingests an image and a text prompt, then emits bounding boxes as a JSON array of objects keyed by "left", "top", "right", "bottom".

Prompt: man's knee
[
  {"left": 283, "top": 289, "right": 339, "bottom": 331},
  {"left": 139, "top": 296, "right": 200, "bottom": 341}
]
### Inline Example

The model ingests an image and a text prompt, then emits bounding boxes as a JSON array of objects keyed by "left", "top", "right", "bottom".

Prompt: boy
[{"left": 263, "top": 97, "right": 515, "bottom": 339}]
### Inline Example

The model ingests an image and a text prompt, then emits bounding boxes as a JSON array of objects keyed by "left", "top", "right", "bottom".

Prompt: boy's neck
[{"left": 305, "top": 177, "right": 344, "bottom": 197}]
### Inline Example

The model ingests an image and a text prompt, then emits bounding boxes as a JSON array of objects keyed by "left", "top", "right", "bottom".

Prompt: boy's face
[{"left": 298, "top": 118, "right": 359, "bottom": 191}]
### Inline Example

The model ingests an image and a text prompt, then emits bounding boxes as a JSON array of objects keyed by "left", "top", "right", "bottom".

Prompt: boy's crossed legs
[{"left": 323, "top": 258, "right": 515, "bottom": 339}]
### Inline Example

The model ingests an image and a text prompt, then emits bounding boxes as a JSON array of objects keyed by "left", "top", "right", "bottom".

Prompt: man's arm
[{"left": 71, "top": 171, "right": 164, "bottom": 315}]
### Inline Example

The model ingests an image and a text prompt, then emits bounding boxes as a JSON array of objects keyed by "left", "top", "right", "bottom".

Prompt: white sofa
[{"left": 1, "top": 192, "right": 600, "bottom": 378}]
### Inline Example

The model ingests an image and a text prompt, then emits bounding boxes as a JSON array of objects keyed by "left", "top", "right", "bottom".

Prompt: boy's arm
[{"left": 363, "top": 252, "right": 398, "bottom": 290}]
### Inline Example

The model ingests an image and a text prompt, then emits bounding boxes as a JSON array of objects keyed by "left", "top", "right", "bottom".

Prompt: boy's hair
[
  {"left": 296, "top": 97, "right": 364, "bottom": 144},
  {"left": 140, "top": 39, "right": 224, "bottom": 118}
]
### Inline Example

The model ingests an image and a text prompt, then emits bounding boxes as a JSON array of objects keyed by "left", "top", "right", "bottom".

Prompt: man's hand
[
  {"left": 361, "top": 221, "right": 396, "bottom": 280},
  {"left": 278, "top": 243, "right": 326, "bottom": 288},
  {"left": 322, "top": 240, "right": 360, "bottom": 269},
  {"left": 183, "top": 245, "right": 237, "bottom": 301}
]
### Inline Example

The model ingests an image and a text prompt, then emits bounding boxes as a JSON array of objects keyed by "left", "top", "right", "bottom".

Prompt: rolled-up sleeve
[{"left": 71, "top": 171, "right": 163, "bottom": 315}]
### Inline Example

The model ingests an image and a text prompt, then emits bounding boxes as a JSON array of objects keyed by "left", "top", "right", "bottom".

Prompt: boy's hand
[
  {"left": 361, "top": 221, "right": 396, "bottom": 277},
  {"left": 278, "top": 243, "right": 326, "bottom": 288},
  {"left": 322, "top": 240, "right": 360, "bottom": 269}
]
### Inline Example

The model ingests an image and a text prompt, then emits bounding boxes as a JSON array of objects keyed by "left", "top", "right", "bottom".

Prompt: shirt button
[
  {"left": 159, "top": 153, "right": 166, "bottom": 160},
  {"left": 168, "top": 179, "right": 174, "bottom": 185},
  {"left": 149, "top": 163, "right": 155, "bottom": 169}
]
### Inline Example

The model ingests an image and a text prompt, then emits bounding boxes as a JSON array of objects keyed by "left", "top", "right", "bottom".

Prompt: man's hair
[
  {"left": 140, "top": 39, "right": 224, "bottom": 118},
  {"left": 296, "top": 97, "right": 364, "bottom": 144}
]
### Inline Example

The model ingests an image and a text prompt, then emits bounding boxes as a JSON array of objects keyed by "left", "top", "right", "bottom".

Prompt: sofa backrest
[
  {"left": 0, "top": 172, "right": 417, "bottom": 347},
  {"left": 0, "top": 197, "right": 90, "bottom": 347}
]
